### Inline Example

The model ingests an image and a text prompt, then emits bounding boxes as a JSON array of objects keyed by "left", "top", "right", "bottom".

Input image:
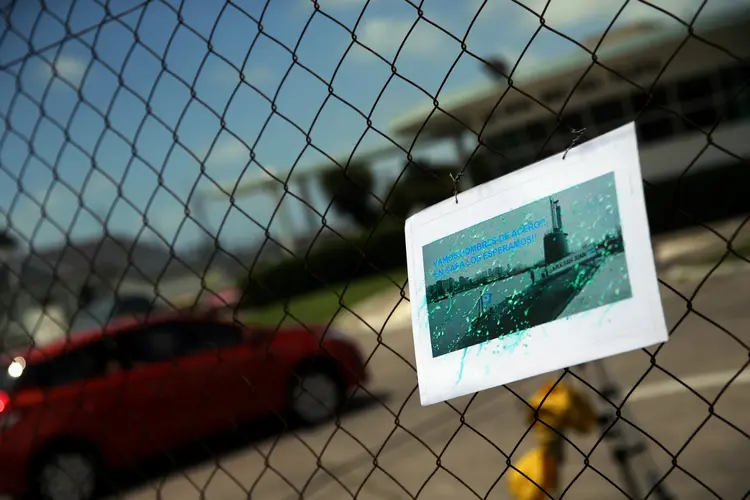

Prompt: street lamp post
[{"left": 0, "top": 233, "right": 19, "bottom": 350}]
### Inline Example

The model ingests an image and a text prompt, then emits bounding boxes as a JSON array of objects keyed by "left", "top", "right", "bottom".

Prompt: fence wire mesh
[{"left": 0, "top": 0, "right": 749, "bottom": 499}]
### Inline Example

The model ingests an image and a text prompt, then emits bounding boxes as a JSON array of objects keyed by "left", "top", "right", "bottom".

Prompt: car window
[
  {"left": 176, "top": 322, "right": 243, "bottom": 357},
  {"left": 69, "top": 294, "right": 155, "bottom": 334},
  {"left": 69, "top": 297, "right": 116, "bottom": 333},
  {"left": 115, "top": 321, "right": 243, "bottom": 366},
  {"left": 117, "top": 326, "right": 181, "bottom": 365},
  {"left": 20, "top": 342, "right": 111, "bottom": 389},
  {"left": 112, "top": 296, "right": 154, "bottom": 317}
]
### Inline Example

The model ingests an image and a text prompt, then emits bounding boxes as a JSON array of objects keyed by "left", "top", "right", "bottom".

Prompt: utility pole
[
  {"left": 0, "top": 230, "right": 18, "bottom": 346},
  {"left": 584, "top": 361, "right": 676, "bottom": 500}
]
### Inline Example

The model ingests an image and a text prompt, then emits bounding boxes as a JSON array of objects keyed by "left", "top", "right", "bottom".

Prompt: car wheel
[
  {"left": 289, "top": 366, "right": 345, "bottom": 425},
  {"left": 32, "top": 448, "right": 99, "bottom": 500}
]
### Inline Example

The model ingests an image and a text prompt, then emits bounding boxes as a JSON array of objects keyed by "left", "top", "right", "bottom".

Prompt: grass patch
[{"left": 241, "top": 269, "right": 408, "bottom": 326}]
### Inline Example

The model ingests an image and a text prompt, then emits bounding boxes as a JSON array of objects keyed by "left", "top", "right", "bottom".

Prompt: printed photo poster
[{"left": 404, "top": 123, "right": 669, "bottom": 406}]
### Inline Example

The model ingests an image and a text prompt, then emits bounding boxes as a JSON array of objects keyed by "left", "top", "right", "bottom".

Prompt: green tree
[
  {"left": 0, "top": 230, "right": 18, "bottom": 253},
  {"left": 464, "top": 152, "right": 500, "bottom": 187},
  {"left": 386, "top": 159, "right": 460, "bottom": 219},
  {"left": 320, "top": 162, "right": 381, "bottom": 230}
]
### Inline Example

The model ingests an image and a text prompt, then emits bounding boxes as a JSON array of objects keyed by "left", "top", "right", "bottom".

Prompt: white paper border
[{"left": 404, "top": 123, "right": 668, "bottom": 406}]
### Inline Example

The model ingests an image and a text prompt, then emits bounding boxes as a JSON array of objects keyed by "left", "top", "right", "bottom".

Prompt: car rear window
[
  {"left": 21, "top": 346, "right": 109, "bottom": 389},
  {"left": 0, "top": 342, "right": 111, "bottom": 391}
]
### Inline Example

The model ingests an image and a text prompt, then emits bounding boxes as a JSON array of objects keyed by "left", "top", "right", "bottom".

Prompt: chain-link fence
[{"left": 1, "top": 0, "right": 749, "bottom": 499}]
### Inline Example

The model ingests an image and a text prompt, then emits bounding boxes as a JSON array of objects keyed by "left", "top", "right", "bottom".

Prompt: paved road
[{"left": 118, "top": 261, "right": 750, "bottom": 500}]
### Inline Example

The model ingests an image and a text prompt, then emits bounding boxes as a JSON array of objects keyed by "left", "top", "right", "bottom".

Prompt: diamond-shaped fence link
[{"left": 0, "top": 0, "right": 749, "bottom": 499}]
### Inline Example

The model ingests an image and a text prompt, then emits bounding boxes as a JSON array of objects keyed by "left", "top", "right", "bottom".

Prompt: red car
[{"left": 0, "top": 312, "right": 368, "bottom": 500}]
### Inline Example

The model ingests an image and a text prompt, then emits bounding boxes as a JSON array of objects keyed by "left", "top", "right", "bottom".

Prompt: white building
[{"left": 388, "top": 9, "right": 750, "bottom": 232}]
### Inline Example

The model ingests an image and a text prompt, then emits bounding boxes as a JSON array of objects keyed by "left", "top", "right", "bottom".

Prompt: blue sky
[{"left": 0, "top": 0, "right": 739, "bottom": 254}]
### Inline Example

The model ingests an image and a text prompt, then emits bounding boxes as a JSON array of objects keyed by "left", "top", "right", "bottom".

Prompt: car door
[
  {"left": 20, "top": 339, "right": 131, "bottom": 463},
  {"left": 113, "top": 320, "right": 255, "bottom": 448},
  {"left": 166, "top": 320, "right": 293, "bottom": 430},
  {"left": 164, "top": 320, "right": 261, "bottom": 434},
  {"left": 204, "top": 323, "right": 290, "bottom": 422},
  {"left": 233, "top": 326, "right": 292, "bottom": 420},
  {"left": 113, "top": 324, "right": 195, "bottom": 458}
]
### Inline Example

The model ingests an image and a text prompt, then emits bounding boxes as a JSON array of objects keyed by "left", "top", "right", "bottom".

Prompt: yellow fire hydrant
[{"left": 507, "top": 380, "right": 597, "bottom": 500}]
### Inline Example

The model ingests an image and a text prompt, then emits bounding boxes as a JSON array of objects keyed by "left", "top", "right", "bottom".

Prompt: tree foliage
[
  {"left": 482, "top": 56, "right": 510, "bottom": 81},
  {"left": 386, "top": 159, "right": 461, "bottom": 219},
  {"left": 319, "top": 155, "right": 505, "bottom": 231},
  {"left": 239, "top": 225, "right": 405, "bottom": 308},
  {"left": 0, "top": 230, "right": 18, "bottom": 252},
  {"left": 320, "top": 162, "right": 381, "bottom": 230},
  {"left": 465, "top": 152, "right": 501, "bottom": 187}
]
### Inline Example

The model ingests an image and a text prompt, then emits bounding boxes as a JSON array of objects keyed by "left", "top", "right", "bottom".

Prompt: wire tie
[
  {"left": 449, "top": 171, "right": 464, "bottom": 204},
  {"left": 563, "top": 128, "right": 587, "bottom": 160}
]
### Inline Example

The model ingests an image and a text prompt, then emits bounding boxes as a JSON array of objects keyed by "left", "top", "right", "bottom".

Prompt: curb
[{"left": 659, "top": 259, "right": 749, "bottom": 284}]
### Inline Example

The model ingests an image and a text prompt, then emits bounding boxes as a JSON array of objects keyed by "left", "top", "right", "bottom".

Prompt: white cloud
[
  {"left": 514, "top": 0, "right": 618, "bottom": 27},
  {"left": 298, "top": 0, "right": 377, "bottom": 12},
  {"left": 317, "top": 0, "right": 369, "bottom": 8},
  {"left": 205, "top": 136, "right": 251, "bottom": 167},
  {"left": 466, "top": 0, "right": 741, "bottom": 69},
  {"left": 40, "top": 56, "right": 88, "bottom": 87},
  {"left": 356, "top": 17, "right": 443, "bottom": 60},
  {"left": 473, "top": 0, "right": 739, "bottom": 31},
  {"left": 244, "top": 66, "right": 273, "bottom": 85},
  {"left": 505, "top": 48, "right": 545, "bottom": 77},
  {"left": 615, "top": 0, "right": 740, "bottom": 26}
]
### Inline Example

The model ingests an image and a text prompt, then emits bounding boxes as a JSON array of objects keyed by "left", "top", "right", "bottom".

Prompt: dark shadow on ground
[{"left": 102, "top": 391, "right": 390, "bottom": 497}]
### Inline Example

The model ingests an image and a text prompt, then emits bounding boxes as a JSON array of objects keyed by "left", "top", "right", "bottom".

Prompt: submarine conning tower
[{"left": 543, "top": 197, "right": 570, "bottom": 264}]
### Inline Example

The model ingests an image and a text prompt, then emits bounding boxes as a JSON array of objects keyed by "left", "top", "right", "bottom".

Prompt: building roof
[
  {"left": 8, "top": 235, "right": 203, "bottom": 294},
  {"left": 205, "top": 139, "right": 409, "bottom": 199},
  {"left": 388, "top": 7, "right": 749, "bottom": 139}
]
